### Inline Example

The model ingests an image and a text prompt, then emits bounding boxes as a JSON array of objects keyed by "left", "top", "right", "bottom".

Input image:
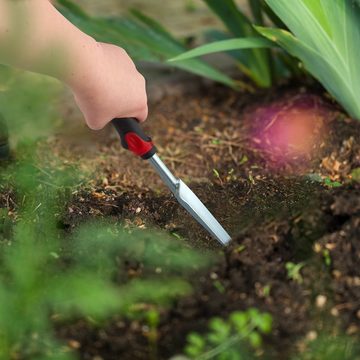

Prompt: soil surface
[{"left": 17, "top": 82, "right": 360, "bottom": 358}]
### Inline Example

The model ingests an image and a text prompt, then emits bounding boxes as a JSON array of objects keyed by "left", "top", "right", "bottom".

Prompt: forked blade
[
  {"left": 175, "top": 180, "right": 231, "bottom": 245},
  {"left": 148, "top": 154, "right": 231, "bottom": 245}
]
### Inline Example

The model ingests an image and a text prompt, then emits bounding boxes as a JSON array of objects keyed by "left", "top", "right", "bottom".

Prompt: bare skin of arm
[{"left": 0, "top": 0, "right": 148, "bottom": 129}]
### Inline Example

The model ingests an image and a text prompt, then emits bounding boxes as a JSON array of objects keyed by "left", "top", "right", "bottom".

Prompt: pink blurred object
[{"left": 251, "top": 94, "right": 328, "bottom": 167}]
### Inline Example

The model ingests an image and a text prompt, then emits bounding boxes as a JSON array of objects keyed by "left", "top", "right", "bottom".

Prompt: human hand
[{"left": 71, "top": 42, "right": 148, "bottom": 130}]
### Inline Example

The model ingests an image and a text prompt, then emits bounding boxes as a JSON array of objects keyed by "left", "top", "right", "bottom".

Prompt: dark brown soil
[{"left": 47, "top": 83, "right": 360, "bottom": 359}]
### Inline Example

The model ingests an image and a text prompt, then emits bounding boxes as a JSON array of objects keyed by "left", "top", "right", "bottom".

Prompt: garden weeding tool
[{"left": 112, "top": 118, "right": 231, "bottom": 246}]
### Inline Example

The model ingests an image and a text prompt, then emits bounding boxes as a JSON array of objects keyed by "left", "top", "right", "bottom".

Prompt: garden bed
[{"left": 43, "top": 82, "right": 360, "bottom": 359}]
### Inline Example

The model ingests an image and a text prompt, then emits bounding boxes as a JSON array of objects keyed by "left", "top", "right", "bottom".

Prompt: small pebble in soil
[
  {"left": 332, "top": 270, "right": 342, "bottom": 279},
  {"left": 68, "top": 340, "right": 81, "bottom": 349},
  {"left": 306, "top": 331, "right": 318, "bottom": 341},
  {"left": 315, "top": 295, "right": 327, "bottom": 308},
  {"left": 346, "top": 324, "right": 359, "bottom": 335}
]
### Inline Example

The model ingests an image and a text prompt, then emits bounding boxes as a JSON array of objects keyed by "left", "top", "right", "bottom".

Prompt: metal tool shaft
[
  {"left": 112, "top": 118, "right": 231, "bottom": 246},
  {"left": 148, "top": 154, "right": 231, "bottom": 245}
]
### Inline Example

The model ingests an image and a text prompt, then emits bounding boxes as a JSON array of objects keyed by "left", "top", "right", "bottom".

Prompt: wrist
[{"left": 64, "top": 37, "right": 104, "bottom": 96}]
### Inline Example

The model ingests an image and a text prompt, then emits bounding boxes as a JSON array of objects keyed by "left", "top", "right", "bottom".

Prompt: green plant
[
  {"left": 0, "top": 152, "right": 212, "bottom": 359},
  {"left": 285, "top": 262, "right": 304, "bottom": 284},
  {"left": 0, "top": 66, "right": 62, "bottom": 142},
  {"left": 257, "top": 0, "right": 360, "bottom": 120},
  {"left": 323, "top": 177, "right": 342, "bottom": 188},
  {"left": 184, "top": 308, "right": 272, "bottom": 360},
  {"left": 57, "top": 0, "right": 300, "bottom": 90},
  {"left": 171, "top": 0, "right": 360, "bottom": 120},
  {"left": 170, "top": 0, "right": 295, "bottom": 88},
  {"left": 56, "top": 0, "right": 236, "bottom": 88},
  {"left": 322, "top": 249, "right": 331, "bottom": 267},
  {"left": 146, "top": 309, "right": 160, "bottom": 360}
]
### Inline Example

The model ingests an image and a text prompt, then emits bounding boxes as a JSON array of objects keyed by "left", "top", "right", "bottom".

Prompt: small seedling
[
  {"left": 213, "top": 168, "right": 220, "bottom": 179},
  {"left": 184, "top": 308, "right": 272, "bottom": 359},
  {"left": 323, "top": 249, "right": 331, "bottom": 267},
  {"left": 239, "top": 155, "right": 249, "bottom": 166},
  {"left": 171, "top": 232, "right": 183, "bottom": 240},
  {"left": 211, "top": 139, "right": 221, "bottom": 145},
  {"left": 226, "top": 168, "right": 237, "bottom": 182},
  {"left": 235, "top": 245, "right": 246, "bottom": 253},
  {"left": 262, "top": 284, "right": 271, "bottom": 298},
  {"left": 248, "top": 172, "right": 255, "bottom": 185},
  {"left": 213, "top": 280, "right": 226, "bottom": 294},
  {"left": 213, "top": 169, "right": 223, "bottom": 185},
  {"left": 146, "top": 309, "right": 160, "bottom": 360},
  {"left": 286, "top": 262, "right": 304, "bottom": 284},
  {"left": 324, "top": 177, "right": 342, "bottom": 188}
]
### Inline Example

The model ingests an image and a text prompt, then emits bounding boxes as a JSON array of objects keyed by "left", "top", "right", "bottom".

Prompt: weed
[
  {"left": 262, "top": 284, "right": 271, "bottom": 298},
  {"left": 184, "top": 308, "right": 272, "bottom": 360},
  {"left": 322, "top": 249, "right": 331, "bottom": 268},
  {"left": 324, "top": 178, "right": 342, "bottom": 188},
  {"left": 146, "top": 309, "right": 161, "bottom": 360},
  {"left": 285, "top": 262, "right": 304, "bottom": 284},
  {"left": 213, "top": 280, "right": 226, "bottom": 294},
  {"left": 0, "top": 151, "right": 212, "bottom": 359}
]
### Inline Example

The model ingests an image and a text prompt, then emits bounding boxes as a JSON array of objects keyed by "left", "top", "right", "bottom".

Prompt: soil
[{"left": 10, "top": 82, "right": 360, "bottom": 359}]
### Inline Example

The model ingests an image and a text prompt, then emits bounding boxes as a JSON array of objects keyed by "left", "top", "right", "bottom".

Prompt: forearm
[
  {"left": 0, "top": 0, "right": 148, "bottom": 129},
  {"left": 0, "top": 0, "right": 101, "bottom": 93}
]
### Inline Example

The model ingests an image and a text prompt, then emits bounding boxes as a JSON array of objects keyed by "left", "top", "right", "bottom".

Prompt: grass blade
[
  {"left": 204, "top": 0, "right": 272, "bottom": 87},
  {"left": 249, "top": 0, "right": 264, "bottom": 25},
  {"left": 57, "top": 0, "right": 236, "bottom": 88},
  {"left": 169, "top": 37, "right": 273, "bottom": 62},
  {"left": 263, "top": 0, "right": 360, "bottom": 119},
  {"left": 257, "top": 24, "right": 360, "bottom": 119}
]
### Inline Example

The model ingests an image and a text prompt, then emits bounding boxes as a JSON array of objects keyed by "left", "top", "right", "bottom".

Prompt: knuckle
[{"left": 86, "top": 118, "right": 103, "bottom": 131}]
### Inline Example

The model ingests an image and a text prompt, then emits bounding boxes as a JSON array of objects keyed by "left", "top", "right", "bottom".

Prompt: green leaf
[
  {"left": 56, "top": 0, "right": 89, "bottom": 18},
  {"left": 249, "top": 0, "right": 264, "bottom": 25},
  {"left": 204, "top": 0, "right": 252, "bottom": 37},
  {"left": 230, "top": 312, "right": 249, "bottom": 333},
  {"left": 56, "top": 0, "right": 236, "bottom": 88},
  {"left": 204, "top": 0, "right": 272, "bottom": 87},
  {"left": 261, "top": 0, "right": 360, "bottom": 120},
  {"left": 50, "top": 273, "right": 121, "bottom": 318},
  {"left": 187, "top": 333, "right": 206, "bottom": 350},
  {"left": 168, "top": 37, "right": 273, "bottom": 62},
  {"left": 248, "top": 331, "right": 262, "bottom": 348}
]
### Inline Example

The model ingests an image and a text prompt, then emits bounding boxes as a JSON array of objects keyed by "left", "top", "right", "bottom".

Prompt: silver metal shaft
[{"left": 148, "top": 154, "right": 231, "bottom": 246}]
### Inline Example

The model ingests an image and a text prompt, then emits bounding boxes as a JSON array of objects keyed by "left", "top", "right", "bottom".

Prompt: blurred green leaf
[
  {"left": 0, "top": 155, "right": 208, "bottom": 358},
  {"left": 0, "top": 71, "right": 62, "bottom": 143},
  {"left": 259, "top": 0, "right": 360, "bottom": 120},
  {"left": 204, "top": 0, "right": 272, "bottom": 87},
  {"left": 169, "top": 37, "right": 272, "bottom": 62},
  {"left": 249, "top": 0, "right": 264, "bottom": 25},
  {"left": 56, "top": 0, "right": 236, "bottom": 88}
]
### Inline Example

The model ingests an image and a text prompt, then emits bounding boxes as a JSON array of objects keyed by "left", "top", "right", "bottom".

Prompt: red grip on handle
[{"left": 125, "top": 132, "right": 155, "bottom": 158}]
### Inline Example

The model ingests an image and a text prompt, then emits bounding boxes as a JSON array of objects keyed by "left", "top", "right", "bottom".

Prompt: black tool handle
[{"left": 111, "top": 118, "right": 157, "bottom": 160}]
